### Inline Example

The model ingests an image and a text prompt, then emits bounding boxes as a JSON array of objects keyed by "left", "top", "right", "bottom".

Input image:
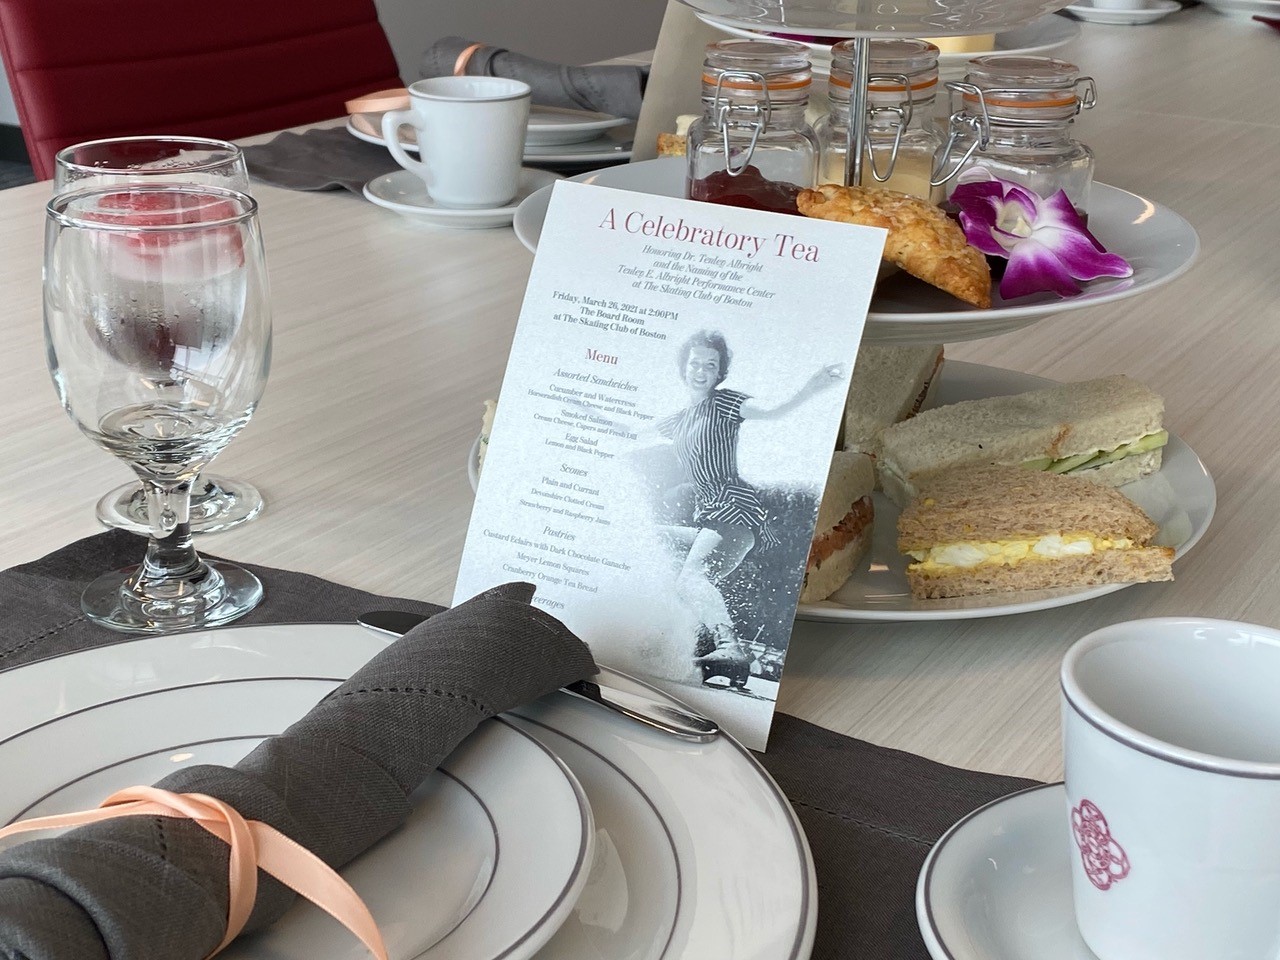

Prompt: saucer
[
  {"left": 917, "top": 783, "right": 1098, "bottom": 960},
  {"left": 363, "top": 168, "right": 561, "bottom": 228},
  {"left": 1065, "top": 0, "right": 1180, "bottom": 23}
]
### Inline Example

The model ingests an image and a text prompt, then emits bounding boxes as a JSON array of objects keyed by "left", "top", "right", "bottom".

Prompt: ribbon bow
[{"left": 0, "top": 786, "right": 388, "bottom": 960}]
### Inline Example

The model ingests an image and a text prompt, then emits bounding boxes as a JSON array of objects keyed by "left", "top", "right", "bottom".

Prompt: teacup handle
[{"left": 381, "top": 109, "right": 431, "bottom": 186}]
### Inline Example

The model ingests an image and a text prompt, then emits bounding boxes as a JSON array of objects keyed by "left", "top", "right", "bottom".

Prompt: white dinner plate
[
  {"left": 512, "top": 158, "right": 1201, "bottom": 344},
  {"left": 917, "top": 783, "right": 1093, "bottom": 960},
  {"left": 465, "top": 361, "right": 1213, "bottom": 623},
  {"left": 0, "top": 682, "right": 592, "bottom": 960},
  {"left": 797, "top": 361, "right": 1215, "bottom": 622},
  {"left": 346, "top": 115, "right": 635, "bottom": 165},
  {"left": 673, "top": 0, "right": 1077, "bottom": 36},
  {"left": 693, "top": 13, "right": 1080, "bottom": 74},
  {"left": 1064, "top": 0, "right": 1180, "bottom": 24},
  {"left": 363, "top": 168, "right": 561, "bottom": 229},
  {"left": 1201, "top": 0, "right": 1280, "bottom": 16},
  {"left": 0, "top": 626, "right": 817, "bottom": 960}
]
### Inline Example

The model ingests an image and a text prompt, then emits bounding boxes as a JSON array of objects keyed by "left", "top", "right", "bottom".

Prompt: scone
[
  {"left": 797, "top": 183, "right": 992, "bottom": 309},
  {"left": 656, "top": 132, "right": 686, "bottom": 157}
]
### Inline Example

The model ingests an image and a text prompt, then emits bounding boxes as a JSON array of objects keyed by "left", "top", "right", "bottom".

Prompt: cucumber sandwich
[{"left": 877, "top": 375, "right": 1168, "bottom": 508}]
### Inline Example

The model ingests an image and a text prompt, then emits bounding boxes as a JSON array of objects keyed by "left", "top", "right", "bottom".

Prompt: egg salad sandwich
[
  {"left": 800, "top": 451, "right": 876, "bottom": 603},
  {"left": 898, "top": 463, "right": 1173, "bottom": 600},
  {"left": 877, "top": 375, "right": 1168, "bottom": 507},
  {"left": 843, "top": 343, "right": 944, "bottom": 458}
]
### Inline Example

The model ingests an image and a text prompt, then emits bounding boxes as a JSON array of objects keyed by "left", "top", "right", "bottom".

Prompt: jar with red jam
[
  {"left": 816, "top": 38, "right": 945, "bottom": 203},
  {"left": 686, "top": 39, "right": 818, "bottom": 216},
  {"left": 944, "top": 55, "right": 1098, "bottom": 214}
]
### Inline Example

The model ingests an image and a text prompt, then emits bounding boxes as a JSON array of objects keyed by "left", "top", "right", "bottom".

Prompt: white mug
[
  {"left": 382, "top": 76, "right": 531, "bottom": 209},
  {"left": 1061, "top": 618, "right": 1280, "bottom": 960}
]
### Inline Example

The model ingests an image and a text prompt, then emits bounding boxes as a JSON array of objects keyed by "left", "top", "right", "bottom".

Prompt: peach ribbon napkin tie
[{"left": 0, "top": 786, "right": 388, "bottom": 960}]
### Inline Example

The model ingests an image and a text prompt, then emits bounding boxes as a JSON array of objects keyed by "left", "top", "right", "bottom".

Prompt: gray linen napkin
[
  {"left": 0, "top": 531, "right": 1039, "bottom": 960},
  {"left": 0, "top": 570, "right": 597, "bottom": 960},
  {"left": 243, "top": 126, "right": 399, "bottom": 193},
  {"left": 420, "top": 36, "right": 648, "bottom": 120}
]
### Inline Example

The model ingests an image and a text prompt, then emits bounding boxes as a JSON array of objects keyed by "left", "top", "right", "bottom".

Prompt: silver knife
[{"left": 356, "top": 610, "right": 720, "bottom": 742}]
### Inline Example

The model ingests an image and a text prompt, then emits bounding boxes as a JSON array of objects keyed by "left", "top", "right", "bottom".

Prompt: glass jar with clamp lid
[
  {"left": 686, "top": 39, "right": 818, "bottom": 215},
  {"left": 942, "top": 55, "right": 1098, "bottom": 214},
  {"left": 816, "top": 38, "right": 945, "bottom": 203}
]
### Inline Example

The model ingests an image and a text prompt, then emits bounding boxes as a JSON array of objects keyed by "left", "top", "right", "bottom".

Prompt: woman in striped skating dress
[{"left": 654, "top": 330, "right": 842, "bottom": 681}]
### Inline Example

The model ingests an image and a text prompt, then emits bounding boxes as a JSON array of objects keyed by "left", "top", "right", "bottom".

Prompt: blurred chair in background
[{"left": 0, "top": 0, "right": 403, "bottom": 180}]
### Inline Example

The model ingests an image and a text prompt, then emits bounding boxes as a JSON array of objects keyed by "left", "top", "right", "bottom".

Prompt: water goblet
[
  {"left": 54, "top": 135, "right": 266, "bottom": 535},
  {"left": 44, "top": 184, "right": 272, "bottom": 632}
]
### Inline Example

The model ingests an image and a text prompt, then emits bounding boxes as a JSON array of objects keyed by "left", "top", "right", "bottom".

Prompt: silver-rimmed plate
[
  {"left": 512, "top": 159, "right": 1200, "bottom": 344},
  {"left": 0, "top": 625, "right": 816, "bottom": 960},
  {"left": 0, "top": 661, "right": 593, "bottom": 960}
]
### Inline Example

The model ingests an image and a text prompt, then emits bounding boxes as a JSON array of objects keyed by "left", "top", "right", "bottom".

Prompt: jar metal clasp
[
  {"left": 864, "top": 73, "right": 913, "bottom": 185},
  {"left": 712, "top": 70, "right": 772, "bottom": 177},
  {"left": 931, "top": 81, "right": 991, "bottom": 187}
]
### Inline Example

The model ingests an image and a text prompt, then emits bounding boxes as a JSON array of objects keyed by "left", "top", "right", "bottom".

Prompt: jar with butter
[
  {"left": 686, "top": 39, "right": 818, "bottom": 215},
  {"left": 816, "top": 38, "right": 945, "bottom": 203},
  {"left": 945, "top": 55, "right": 1098, "bottom": 213}
]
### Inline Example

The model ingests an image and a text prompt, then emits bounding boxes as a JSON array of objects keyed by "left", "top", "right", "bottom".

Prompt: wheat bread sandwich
[
  {"left": 877, "top": 375, "right": 1168, "bottom": 507},
  {"left": 843, "top": 343, "right": 944, "bottom": 459},
  {"left": 898, "top": 463, "right": 1173, "bottom": 600},
  {"left": 800, "top": 451, "right": 876, "bottom": 603}
]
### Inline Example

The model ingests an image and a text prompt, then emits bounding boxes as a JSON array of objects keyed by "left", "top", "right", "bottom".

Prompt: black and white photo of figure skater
[{"left": 628, "top": 329, "right": 843, "bottom": 694}]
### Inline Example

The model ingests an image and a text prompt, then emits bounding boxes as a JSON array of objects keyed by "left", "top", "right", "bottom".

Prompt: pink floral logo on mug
[{"left": 1072, "top": 798, "right": 1131, "bottom": 890}]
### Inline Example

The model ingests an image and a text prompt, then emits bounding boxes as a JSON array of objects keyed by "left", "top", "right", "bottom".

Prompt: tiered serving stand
[{"left": 513, "top": 0, "right": 1207, "bottom": 622}]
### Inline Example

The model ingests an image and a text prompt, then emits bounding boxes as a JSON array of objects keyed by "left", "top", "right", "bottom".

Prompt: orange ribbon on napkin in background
[{"left": 0, "top": 786, "right": 388, "bottom": 960}]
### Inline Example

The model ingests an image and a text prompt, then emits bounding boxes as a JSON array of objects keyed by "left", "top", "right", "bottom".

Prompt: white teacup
[
  {"left": 1090, "top": 0, "right": 1149, "bottom": 9},
  {"left": 1061, "top": 617, "right": 1280, "bottom": 960},
  {"left": 382, "top": 76, "right": 531, "bottom": 209}
]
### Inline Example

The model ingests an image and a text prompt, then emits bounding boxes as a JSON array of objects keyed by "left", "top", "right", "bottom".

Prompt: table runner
[{"left": 0, "top": 530, "right": 1038, "bottom": 960}]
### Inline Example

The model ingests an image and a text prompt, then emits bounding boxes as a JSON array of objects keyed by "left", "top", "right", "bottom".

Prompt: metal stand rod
[{"left": 842, "top": 36, "right": 871, "bottom": 187}]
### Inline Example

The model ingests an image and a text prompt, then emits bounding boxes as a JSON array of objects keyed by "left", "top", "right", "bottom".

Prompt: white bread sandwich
[
  {"left": 898, "top": 463, "right": 1173, "bottom": 600},
  {"left": 877, "top": 375, "right": 1167, "bottom": 507},
  {"left": 800, "top": 451, "right": 875, "bottom": 603},
  {"left": 843, "top": 343, "right": 944, "bottom": 458}
]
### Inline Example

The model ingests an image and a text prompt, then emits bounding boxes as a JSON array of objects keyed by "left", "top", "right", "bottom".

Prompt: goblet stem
[
  {"left": 116, "top": 479, "right": 228, "bottom": 620},
  {"left": 141, "top": 476, "right": 192, "bottom": 540}
]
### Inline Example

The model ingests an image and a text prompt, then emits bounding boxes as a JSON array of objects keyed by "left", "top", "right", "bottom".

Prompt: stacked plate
[
  {"left": 466, "top": 361, "right": 1215, "bottom": 625},
  {"left": 0, "top": 626, "right": 817, "bottom": 960},
  {"left": 347, "top": 104, "right": 635, "bottom": 167},
  {"left": 694, "top": 13, "right": 1081, "bottom": 75},
  {"left": 511, "top": 157, "right": 1201, "bottom": 343}
]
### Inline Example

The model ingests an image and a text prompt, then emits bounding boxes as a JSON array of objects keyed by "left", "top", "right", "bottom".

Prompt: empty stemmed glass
[
  {"left": 54, "top": 135, "right": 266, "bottom": 535},
  {"left": 44, "top": 184, "right": 272, "bottom": 632}
]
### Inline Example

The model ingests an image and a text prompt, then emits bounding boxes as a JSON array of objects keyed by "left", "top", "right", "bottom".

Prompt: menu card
[{"left": 455, "top": 181, "right": 885, "bottom": 748}]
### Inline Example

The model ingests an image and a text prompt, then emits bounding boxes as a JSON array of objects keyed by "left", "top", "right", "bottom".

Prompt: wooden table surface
[{"left": 1, "top": 8, "right": 1276, "bottom": 782}]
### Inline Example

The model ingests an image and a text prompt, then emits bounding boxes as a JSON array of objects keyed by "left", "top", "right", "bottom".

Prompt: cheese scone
[{"left": 797, "top": 183, "right": 992, "bottom": 309}]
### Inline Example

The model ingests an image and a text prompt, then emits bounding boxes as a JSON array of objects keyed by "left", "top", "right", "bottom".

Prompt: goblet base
[
  {"left": 82, "top": 560, "right": 263, "bottom": 633},
  {"left": 97, "top": 475, "right": 264, "bottom": 535}
]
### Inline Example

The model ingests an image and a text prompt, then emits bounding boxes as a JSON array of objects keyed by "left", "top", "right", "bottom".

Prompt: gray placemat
[
  {"left": 0, "top": 530, "right": 1038, "bottom": 959},
  {"left": 243, "top": 127, "right": 399, "bottom": 193}
]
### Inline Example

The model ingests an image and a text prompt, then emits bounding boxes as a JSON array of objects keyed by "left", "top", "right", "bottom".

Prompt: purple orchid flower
[{"left": 949, "top": 169, "right": 1132, "bottom": 300}]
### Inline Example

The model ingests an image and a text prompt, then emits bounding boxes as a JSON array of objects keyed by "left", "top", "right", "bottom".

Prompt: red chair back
[{"left": 0, "top": 0, "right": 403, "bottom": 180}]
